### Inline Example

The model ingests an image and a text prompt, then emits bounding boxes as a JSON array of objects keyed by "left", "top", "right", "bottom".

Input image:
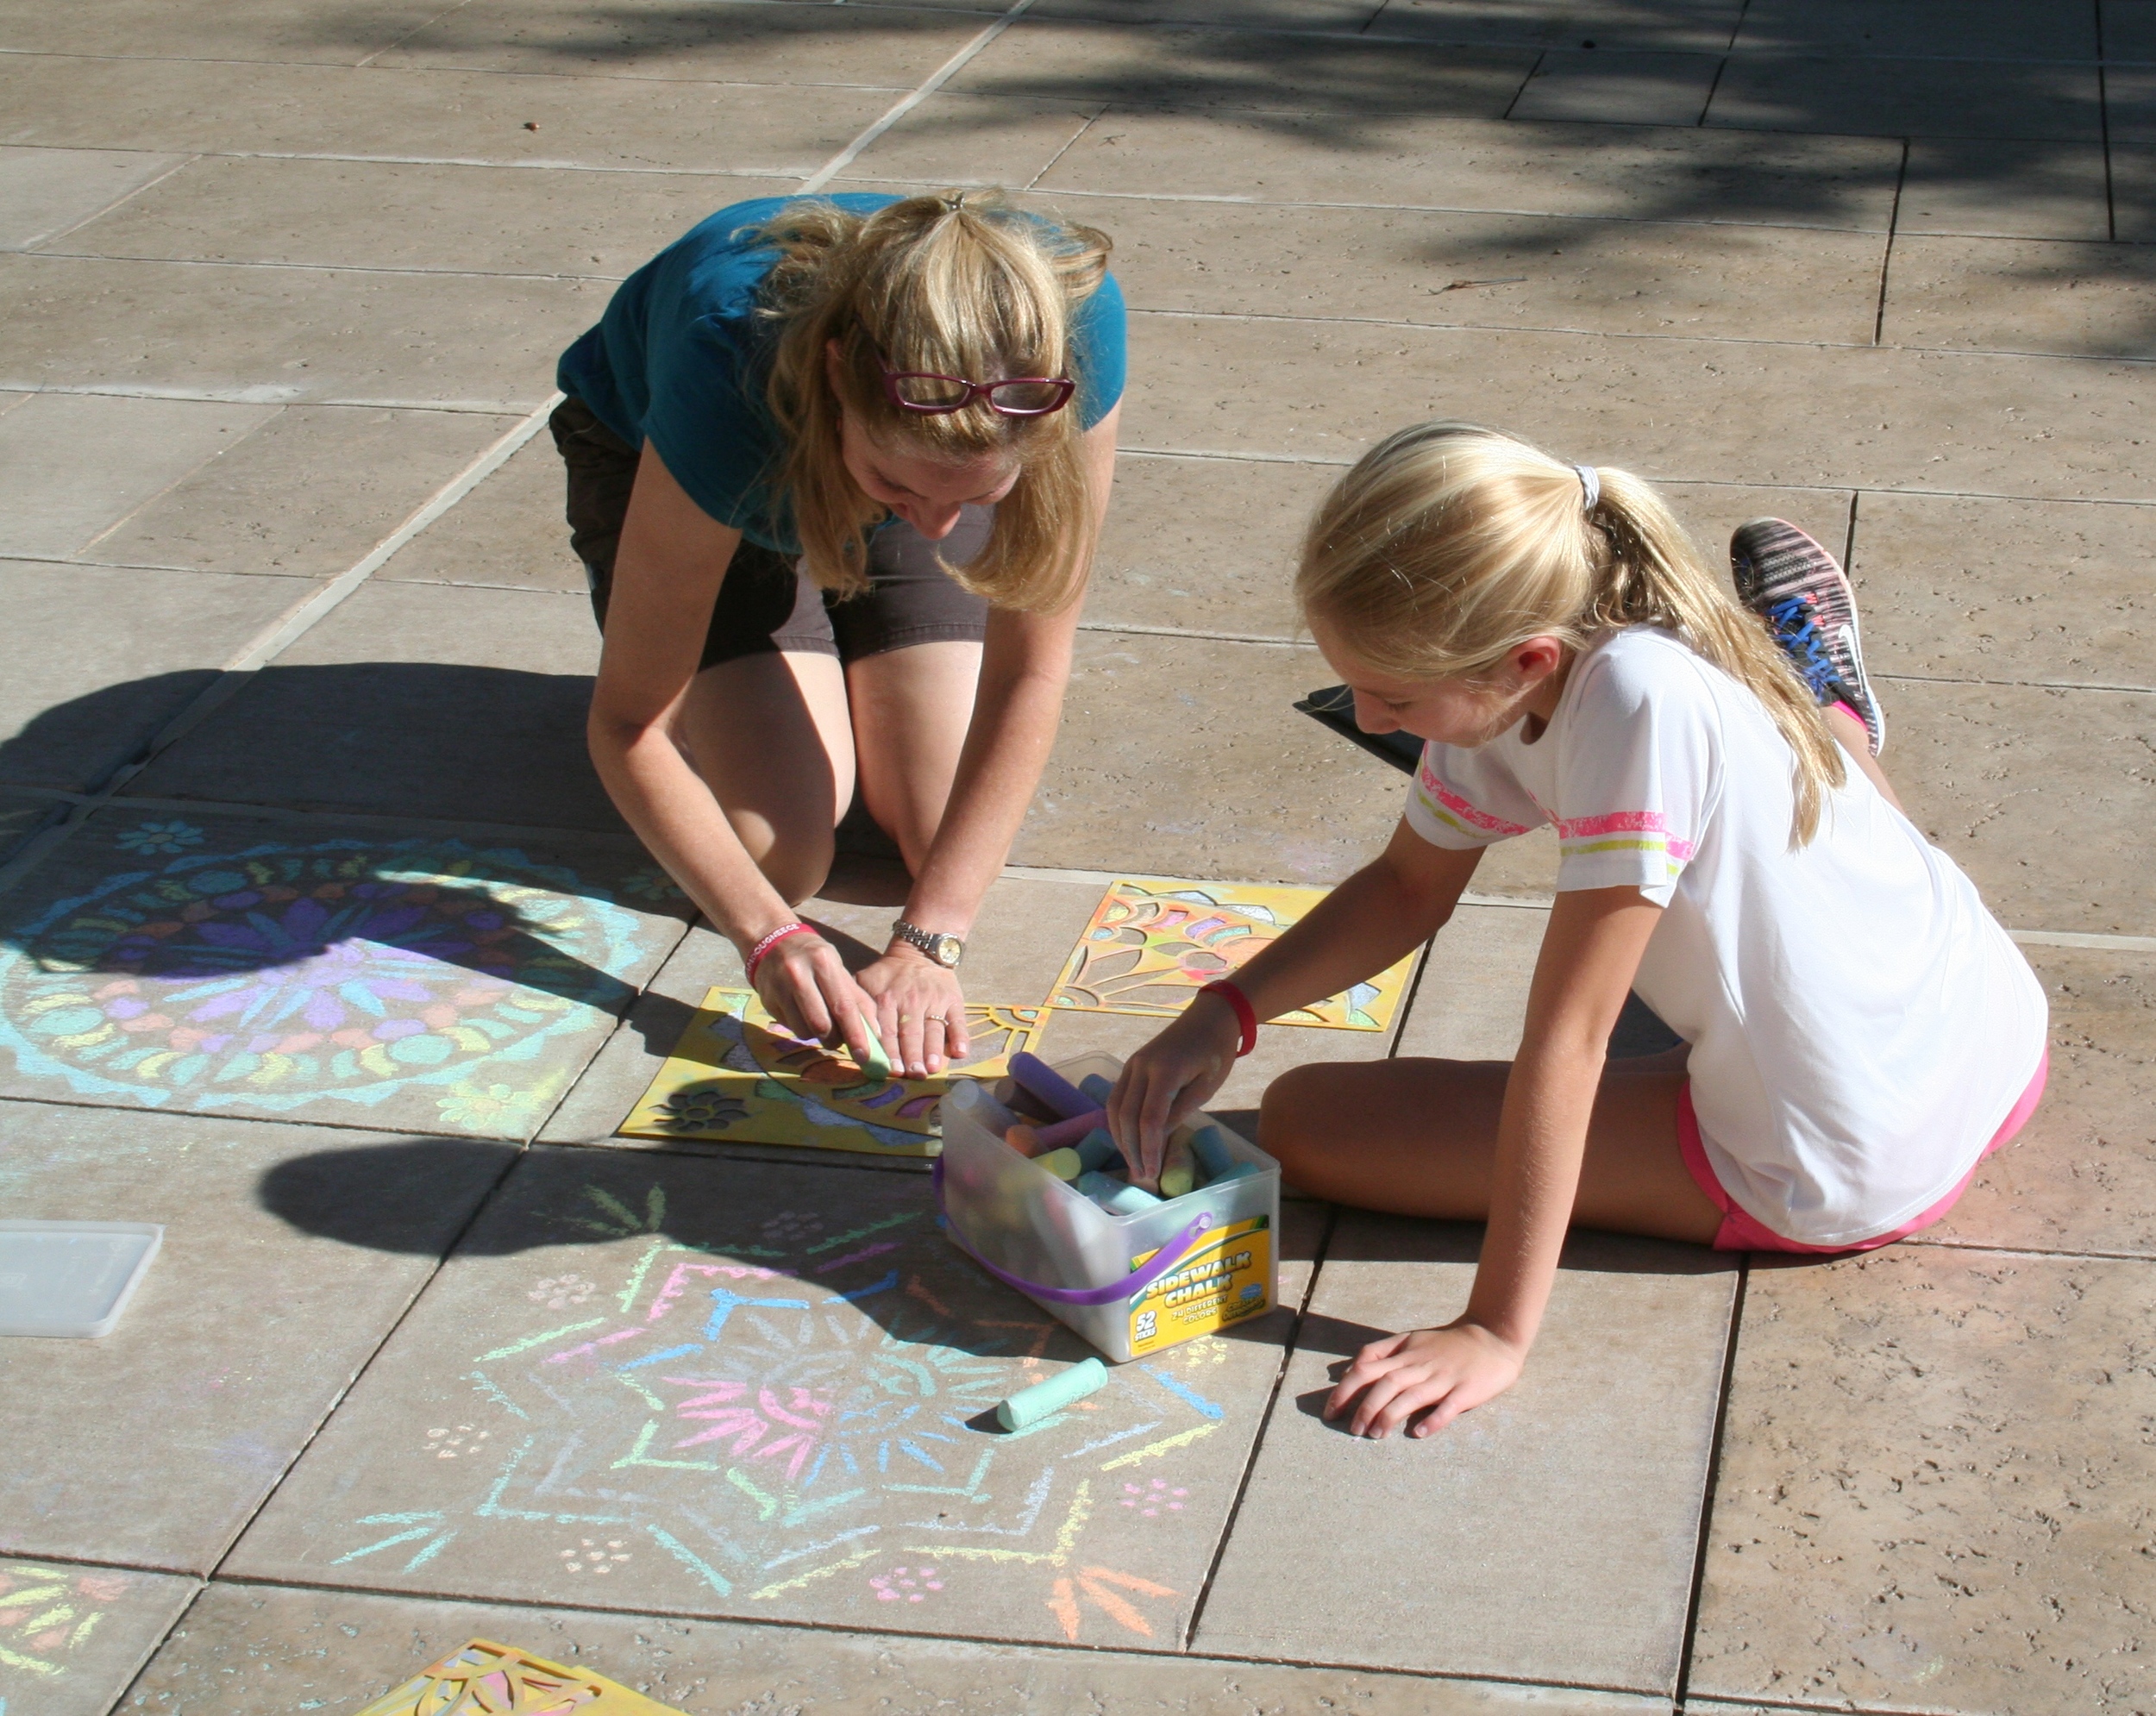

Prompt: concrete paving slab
[
  {"left": 2109, "top": 0, "right": 2156, "bottom": 61},
  {"left": 224, "top": 1145, "right": 1302, "bottom": 1651},
  {"left": 1916, "top": 946, "right": 2156, "bottom": 1259},
  {"left": 1011, "top": 629, "right": 1406, "bottom": 885},
  {"left": 374, "top": 0, "right": 985, "bottom": 87},
  {"left": 1392, "top": 899, "right": 1546, "bottom": 1062},
  {"left": 377, "top": 431, "right": 585, "bottom": 594},
  {"left": 2114, "top": 147, "right": 2156, "bottom": 242},
  {"left": 1365, "top": 0, "right": 1744, "bottom": 51},
  {"left": 1883, "top": 234, "right": 2156, "bottom": 359},
  {"left": 0, "top": 806, "right": 689, "bottom": 1137},
  {"left": 121, "top": 580, "right": 622, "bottom": 831},
  {"left": 1897, "top": 139, "right": 2114, "bottom": 241},
  {"left": 96, "top": 405, "right": 522, "bottom": 578},
  {"left": 0, "top": 55, "right": 893, "bottom": 178},
  {"left": 1033, "top": 0, "right": 1382, "bottom": 25},
  {"left": 1847, "top": 491, "right": 2155, "bottom": 691},
  {"left": 0, "top": 144, "right": 188, "bottom": 250},
  {"left": 1036, "top": 107, "right": 1905, "bottom": 229},
  {"left": 1031, "top": 190, "right": 1887, "bottom": 344},
  {"left": 0, "top": 1101, "right": 515, "bottom": 1570},
  {"left": 1889, "top": 680, "right": 2154, "bottom": 936},
  {"left": 124, "top": 1580, "right": 1666, "bottom": 1715},
  {"left": 1707, "top": 54, "right": 2103, "bottom": 143},
  {"left": 2104, "top": 65, "right": 2156, "bottom": 143},
  {"left": 0, "top": 560, "right": 310, "bottom": 792},
  {"left": 949, "top": 19, "right": 1539, "bottom": 117},
  {"left": 1734, "top": 0, "right": 2098, "bottom": 60},
  {"left": 0, "top": 390, "right": 277, "bottom": 560},
  {"left": 1688, "top": 1246, "right": 2156, "bottom": 1713},
  {"left": 49, "top": 155, "right": 745, "bottom": 281},
  {"left": 0, "top": 254, "right": 593, "bottom": 410},
  {"left": 1195, "top": 1214, "right": 1736, "bottom": 1692},
  {"left": 1119, "top": 313, "right": 2156, "bottom": 501},
  {"left": 837, "top": 93, "right": 1108, "bottom": 188},
  {"left": 0, "top": 1557, "right": 197, "bottom": 1716},
  {"left": 1507, "top": 49, "right": 1723, "bottom": 127},
  {"left": 0, "top": 0, "right": 461, "bottom": 64}
]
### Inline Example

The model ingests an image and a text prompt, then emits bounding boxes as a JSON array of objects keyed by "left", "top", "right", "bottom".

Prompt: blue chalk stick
[
  {"left": 996, "top": 1357, "right": 1108, "bottom": 1430},
  {"left": 1078, "top": 1072, "right": 1115, "bottom": 1104},
  {"left": 1074, "top": 1127, "right": 1120, "bottom": 1172},
  {"left": 1077, "top": 1171, "right": 1160, "bottom": 1215},
  {"left": 1007, "top": 1052, "right": 1094, "bottom": 1120},
  {"left": 1188, "top": 1124, "right": 1237, "bottom": 1181}
]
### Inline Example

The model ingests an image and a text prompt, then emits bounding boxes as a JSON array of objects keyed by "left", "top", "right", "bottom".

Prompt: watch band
[{"left": 890, "top": 919, "right": 964, "bottom": 968}]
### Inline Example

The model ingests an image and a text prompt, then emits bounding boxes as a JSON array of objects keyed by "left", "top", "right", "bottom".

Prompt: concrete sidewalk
[{"left": 1, "top": 2, "right": 2152, "bottom": 1713}]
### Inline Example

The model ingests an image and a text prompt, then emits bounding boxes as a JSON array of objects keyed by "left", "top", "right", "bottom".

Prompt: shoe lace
[{"left": 1765, "top": 595, "right": 1839, "bottom": 699}]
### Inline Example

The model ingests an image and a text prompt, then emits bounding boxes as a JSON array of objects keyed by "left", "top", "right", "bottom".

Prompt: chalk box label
[{"left": 1126, "top": 1215, "right": 1271, "bottom": 1357}]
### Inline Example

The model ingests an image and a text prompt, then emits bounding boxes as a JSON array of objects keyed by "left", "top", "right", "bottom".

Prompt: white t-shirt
[{"left": 1406, "top": 627, "right": 2047, "bottom": 1248}]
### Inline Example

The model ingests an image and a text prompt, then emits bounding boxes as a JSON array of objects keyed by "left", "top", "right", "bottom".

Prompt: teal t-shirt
[{"left": 556, "top": 192, "right": 1128, "bottom": 554}]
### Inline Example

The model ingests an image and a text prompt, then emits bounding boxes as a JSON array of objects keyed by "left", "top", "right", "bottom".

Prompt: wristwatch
[{"left": 890, "top": 919, "right": 965, "bottom": 968}]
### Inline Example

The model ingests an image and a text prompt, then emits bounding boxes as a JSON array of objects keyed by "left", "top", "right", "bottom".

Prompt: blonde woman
[
  {"left": 1108, "top": 422, "right": 2046, "bottom": 1439},
  {"left": 553, "top": 191, "right": 1121, "bottom": 1080}
]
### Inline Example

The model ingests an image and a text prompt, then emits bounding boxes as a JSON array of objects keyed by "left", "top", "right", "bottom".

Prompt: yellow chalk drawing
[
  {"left": 748, "top": 1547, "right": 881, "bottom": 1601},
  {"left": 1100, "top": 1423, "right": 1219, "bottom": 1469}
]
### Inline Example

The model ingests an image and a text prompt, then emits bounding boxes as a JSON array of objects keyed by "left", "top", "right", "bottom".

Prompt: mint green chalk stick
[
  {"left": 855, "top": 1012, "right": 893, "bottom": 1083},
  {"left": 996, "top": 1357, "right": 1109, "bottom": 1430}
]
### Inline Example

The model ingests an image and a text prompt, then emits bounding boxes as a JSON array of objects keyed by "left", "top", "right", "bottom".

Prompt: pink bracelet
[{"left": 745, "top": 922, "right": 813, "bottom": 985}]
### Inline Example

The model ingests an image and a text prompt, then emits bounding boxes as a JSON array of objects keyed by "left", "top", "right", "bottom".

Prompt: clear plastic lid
[{"left": 0, "top": 1220, "right": 163, "bottom": 1338}]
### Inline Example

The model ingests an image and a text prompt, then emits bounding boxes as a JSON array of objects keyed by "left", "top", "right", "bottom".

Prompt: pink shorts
[{"left": 1677, "top": 1050, "right": 2048, "bottom": 1254}]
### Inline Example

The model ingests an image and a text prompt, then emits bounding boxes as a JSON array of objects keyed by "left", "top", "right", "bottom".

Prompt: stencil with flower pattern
[{"left": 0, "top": 821, "right": 678, "bottom": 1135}]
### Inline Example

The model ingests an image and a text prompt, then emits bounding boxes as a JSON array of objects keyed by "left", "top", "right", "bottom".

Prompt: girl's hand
[
  {"left": 1323, "top": 1321, "right": 1526, "bottom": 1439},
  {"left": 857, "top": 950, "right": 970, "bottom": 1079},
  {"left": 750, "top": 930, "right": 883, "bottom": 1072},
  {"left": 1107, "top": 991, "right": 1243, "bottom": 1183}
]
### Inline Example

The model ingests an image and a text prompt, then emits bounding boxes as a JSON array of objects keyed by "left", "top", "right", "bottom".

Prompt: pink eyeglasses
[{"left": 878, "top": 355, "right": 1075, "bottom": 417}]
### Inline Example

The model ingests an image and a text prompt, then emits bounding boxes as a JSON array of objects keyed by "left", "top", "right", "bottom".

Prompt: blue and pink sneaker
[{"left": 1729, "top": 518, "right": 1885, "bottom": 756}]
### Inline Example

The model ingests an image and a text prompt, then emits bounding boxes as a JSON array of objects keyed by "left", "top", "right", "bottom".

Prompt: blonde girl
[
  {"left": 1109, "top": 422, "right": 2046, "bottom": 1440},
  {"left": 554, "top": 191, "right": 1120, "bottom": 1079}
]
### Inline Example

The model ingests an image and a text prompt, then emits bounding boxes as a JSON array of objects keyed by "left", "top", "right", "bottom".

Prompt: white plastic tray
[{"left": 0, "top": 1220, "right": 163, "bottom": 1337}]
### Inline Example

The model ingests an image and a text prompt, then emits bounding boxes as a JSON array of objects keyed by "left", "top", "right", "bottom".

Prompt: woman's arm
[
  {"left": 1109, "top": 819, "right": 1488, "bottom": 1175},
  {"left": 1325, "top": 883, "right": 1663, "bottom": 1437},
  {"left": 586, "top": 441, "right": 875, "bottom": 1058},
  {"left": 858, "top": 405, "right": 1122, "bottom": 1074}
]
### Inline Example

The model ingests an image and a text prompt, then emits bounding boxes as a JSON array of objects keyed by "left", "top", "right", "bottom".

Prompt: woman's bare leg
[
  {"left": 1262, "top": 1055, "right": 1726, "bottom": 1244},
  {"left": 845, "top": 640, "right": 983, "bottom": 874},
  {"left": 675, "top": 648, "right": 856, "bottom": 905},
  {"left": 1825, "top": 703, "right": 1903, "bottom": 813}
]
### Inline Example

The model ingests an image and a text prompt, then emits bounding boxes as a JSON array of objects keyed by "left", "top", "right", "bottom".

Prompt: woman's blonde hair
[
  {"left": 754, "top": 191, "right": 1111, "bottom": 611},
  {"left": 1297, "top": 422, "right": 1846, "bottom": 843}
]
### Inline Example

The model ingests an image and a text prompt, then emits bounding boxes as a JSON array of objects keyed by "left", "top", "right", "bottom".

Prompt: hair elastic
[{"left": 1573, "top": 463, "right": 1601, "bottom": 513}]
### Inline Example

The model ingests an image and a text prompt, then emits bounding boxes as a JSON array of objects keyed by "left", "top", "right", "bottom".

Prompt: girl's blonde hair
[
  {"left": 755, "top": 191, "right": 1111, "bottom": 611},
  {"left": 1297, "top": 422, "right": 1846, "bottom": 843}
]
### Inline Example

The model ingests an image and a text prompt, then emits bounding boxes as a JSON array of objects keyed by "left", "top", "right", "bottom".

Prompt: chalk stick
[
  {"left": 1007, "top": 1052, "right": 1094, "bottom": 1120},
  {"left": 1033, "top": 1106, "right": 1109, "bottom": 1151},
  {"left": 856, "top": 1013, "right": 893, "bottom": 1083},
  {"left": 996, "top": 1078, "right": 1062, "bottom": 1123},
  {"left": 1078, "top": 1072, "right": 1115, "bottom": 1105},
  {"left": 1005, "top": 1124, "right": 1043, "bottom": 1156},
  {"left": 1188, "top": 1124, "right": 1236, "bottom": 1181},
  {"left": 995, "top": 1357, "right": 1108, "bottom": 1431},
  {"left": 1160, "top": 1164, "right": 1195, "bottom": 1199},
  {"left": 1074, "top": 1127, "right": 1120, "bottom": 1173},
  {"left": 1077, "top": 1171, "right": 1161, "bottom": 1215},
  {"left": 1036, "top": 1147, "right": 1083, "bottom": 1181}
]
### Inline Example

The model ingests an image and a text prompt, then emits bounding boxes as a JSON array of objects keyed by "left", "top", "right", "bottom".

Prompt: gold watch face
[{"left": 930, "top": 934, "right": 962, "bottom": 968}]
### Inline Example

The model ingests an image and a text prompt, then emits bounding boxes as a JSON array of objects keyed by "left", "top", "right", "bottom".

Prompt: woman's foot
[{"left": 1729, "top": 518, "right": 1885, "bottom": 755}]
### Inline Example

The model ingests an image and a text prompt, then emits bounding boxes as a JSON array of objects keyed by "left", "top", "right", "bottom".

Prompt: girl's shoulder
[{"left": 1568, "top": 626, "right": 1730, "bottom": 720}]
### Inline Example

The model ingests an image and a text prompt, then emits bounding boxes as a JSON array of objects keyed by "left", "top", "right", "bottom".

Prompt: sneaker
[{"left": 1728, "top": 518, "right": 1884, "bottom": 755}]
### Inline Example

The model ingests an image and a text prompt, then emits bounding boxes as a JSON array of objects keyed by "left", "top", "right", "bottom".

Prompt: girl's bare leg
[
  {"left": 1262, "top": 1055, "right": 1725, "bottom": 1244},
  {"left": 1825, "top": 703, "right": 1903, "bottom": 813}
]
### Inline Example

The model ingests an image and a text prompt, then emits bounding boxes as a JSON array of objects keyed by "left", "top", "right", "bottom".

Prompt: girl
[
  {"left": 554, "top": 191, "right": 1122, "bottom": 1080},
  {"left": 1108, "top": 422, "right": 2047, "bottom": 1440}
]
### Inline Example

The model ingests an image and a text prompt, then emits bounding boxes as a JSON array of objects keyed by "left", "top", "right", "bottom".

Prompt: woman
[{"left": 551, "top": 191, "right": 1123, "bottom": 1082}]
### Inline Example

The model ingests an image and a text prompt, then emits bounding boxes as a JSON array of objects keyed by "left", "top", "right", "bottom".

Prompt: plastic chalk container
[
  {"left": 0, "top": 1220, "right": 163, "bottom": 1337},
  {"left": 937, "top": 1051, "right": 1279, "bottom": 1362}
]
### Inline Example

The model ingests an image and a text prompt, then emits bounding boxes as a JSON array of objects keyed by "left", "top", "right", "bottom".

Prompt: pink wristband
[
  {"left": 745, "top": 922, "right": 813, "bottom": 985},
  {"left": 1197, "top": 980, "right": 1259, "bottom": 1058}
]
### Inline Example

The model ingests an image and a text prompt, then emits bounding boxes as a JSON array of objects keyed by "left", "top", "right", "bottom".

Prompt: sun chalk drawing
[
  {"left": 1050, "top": 876, "right": 1416, "bottom": 1031},
  {"left": 0, "top": 1561, "right": 139, "bottom": 1688},
  {"left": 0, "top": 824, "right": 672, "bottom": 1134},
  {"left": 617, "top": 987, "right": 1050, "bottom": 1156},
  {"left": 322, "top": 1178, "right": 1224, "bottom": 1643}
]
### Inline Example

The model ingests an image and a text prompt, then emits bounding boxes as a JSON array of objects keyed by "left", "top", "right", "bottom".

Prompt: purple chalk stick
[
  {"left": 1007, "top": 1052, "right": 1094, "bottom": 1121},
  {"left": 1032, "top": 1106, "right": 1108, "bottom": 1150}
]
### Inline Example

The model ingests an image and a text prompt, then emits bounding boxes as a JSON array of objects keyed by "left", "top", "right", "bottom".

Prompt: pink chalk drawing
[
  {"left": 0, "top": 1561, "right": 140, "bottom": 1680},
  {"left": 869, "top": 1564, "right": 944, "bottom": 1603},
  {"left": 665, "top": 1379, "right": 836, "bottom": 1481},
  {"left": 1117, "top": 1478, "right": 1189, "bottom": 1519}
]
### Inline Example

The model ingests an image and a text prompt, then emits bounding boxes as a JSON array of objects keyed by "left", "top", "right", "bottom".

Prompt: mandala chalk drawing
[
  {"left": 348, "top": 1636, "right": 686, "bottom": 1715},
  {"left": 0, "top": 1561, "right": 142, "bottom": 1688},
  {"left": 0, "top": 825, "right": 665, "bottom": 1133},
  {"left": 618, "top": 986, "right": 1050, "bottom": 1156},
  {"left": 1050, "top": 876, "right": 1416, "bottom": 1031}
]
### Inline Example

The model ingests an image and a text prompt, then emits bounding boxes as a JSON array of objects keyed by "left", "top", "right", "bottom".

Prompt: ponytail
[{"left": 1296, "top": 422, "right": 1846, "bottom": 844}]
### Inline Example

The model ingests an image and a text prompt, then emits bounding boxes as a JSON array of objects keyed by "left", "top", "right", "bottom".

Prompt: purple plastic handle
[{"left": 932, "top": 1157, "right": 1213, "bottom": 1307}]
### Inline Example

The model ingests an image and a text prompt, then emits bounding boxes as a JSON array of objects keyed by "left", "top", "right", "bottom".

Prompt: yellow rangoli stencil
[{"left": 349, "top": 1636, "right": 685, "bottom": 1715}]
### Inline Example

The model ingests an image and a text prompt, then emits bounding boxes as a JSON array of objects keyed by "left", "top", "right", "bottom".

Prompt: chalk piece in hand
[
  {"left": 856, "top": 1012, "right": 893, "bottom": 1083},
  {"left": 1078, "top": 1171, "right": 1160, "bottom": 1215},
  {"left": 1008, "top": 1051, "right": 1094, "bottom": 1119},
  {"left": 995, "top": 1357, "right": 1108, "bottom": 1431},
  {"left": 1037, "top": 1147, "right": 1083, "bottom": 1181}
]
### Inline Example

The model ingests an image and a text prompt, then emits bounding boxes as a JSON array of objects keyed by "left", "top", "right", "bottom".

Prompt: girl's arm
[
  {"left": 1325, "top": 883, "right": 1663, "bottom": 1438},
  {"left": 586, "top": 441, "right": 878, "bottom": 1062},
  {"left": 1109, "top": 817, "right": 1488, "bottom": 1176},
  {"left": 858, "top": 405, "right": 1121, "bottom": 1071}
]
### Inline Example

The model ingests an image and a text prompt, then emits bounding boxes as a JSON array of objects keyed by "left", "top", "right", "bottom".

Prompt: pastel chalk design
[{"left": 995, "top": 1357, "right": 1109, "bottom": 1431}]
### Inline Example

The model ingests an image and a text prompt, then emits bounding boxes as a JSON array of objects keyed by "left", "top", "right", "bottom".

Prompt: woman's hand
[
  {"left": 1106, "top": 991, "right": 1243, "bottom": 1183},
  {"left": 1323, "top": 1321, "right": 1526, "bottom": 1439},
  {"left": 750, "top": 930, "right": 883, "bottom": 1071},
  {"left": 856, "top": 948, "right": 970, "bottom": 1079}
]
